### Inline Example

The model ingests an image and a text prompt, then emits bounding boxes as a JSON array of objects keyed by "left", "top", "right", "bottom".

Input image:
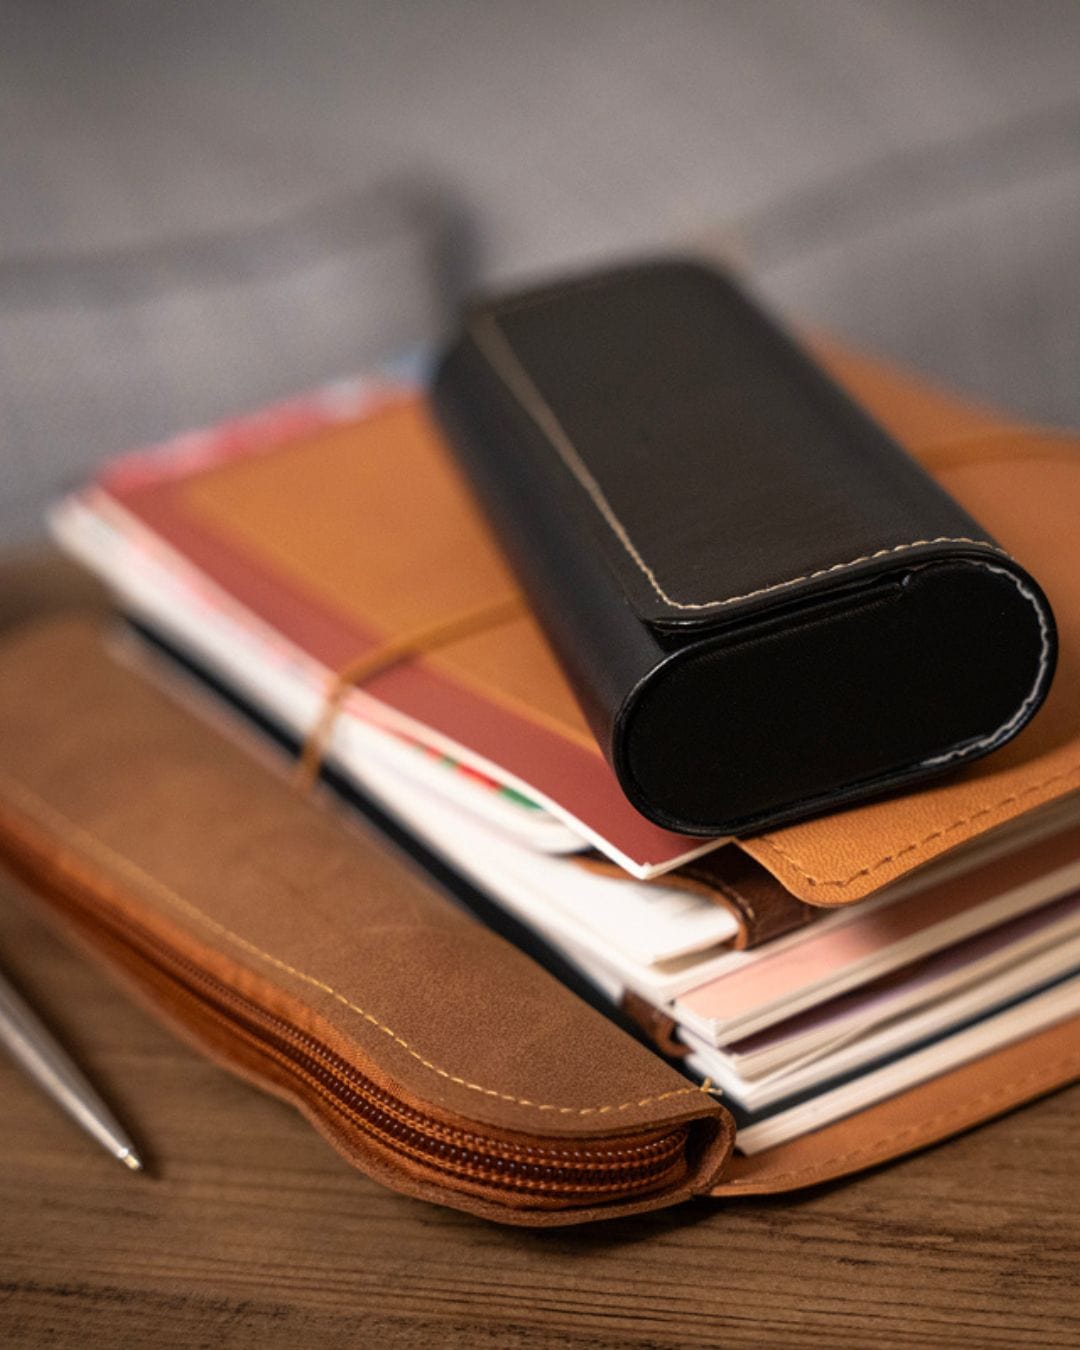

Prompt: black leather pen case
[{"left": 432, "top": 259, "right": 1057, "bottom": 836}]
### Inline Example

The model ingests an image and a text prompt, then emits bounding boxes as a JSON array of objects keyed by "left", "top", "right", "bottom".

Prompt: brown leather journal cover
[
  {"left": 0, "top": 619, "right": 730, "bottom": 1227},
  {"left": 70, "top": 340, "right": 1080, "bottom": 904}
]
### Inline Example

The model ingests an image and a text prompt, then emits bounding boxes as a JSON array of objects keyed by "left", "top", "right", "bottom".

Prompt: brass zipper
[{"left": 33, "top": 870, "right": 693, "bottom": 1207}]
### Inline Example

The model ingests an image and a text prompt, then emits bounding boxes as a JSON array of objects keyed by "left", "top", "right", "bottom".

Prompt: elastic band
[{"left": 294, "top": 595, "right": 524, "bottom": 789}]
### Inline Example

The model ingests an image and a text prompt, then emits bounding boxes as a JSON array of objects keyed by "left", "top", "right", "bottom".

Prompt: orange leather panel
[{"left": 183, "top": 401, "right": 595, "bottom": 743}]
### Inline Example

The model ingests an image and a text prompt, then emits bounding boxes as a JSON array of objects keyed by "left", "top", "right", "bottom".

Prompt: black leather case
[{"left": 432, "top": 260, "right": 1057, "bottom": 836}]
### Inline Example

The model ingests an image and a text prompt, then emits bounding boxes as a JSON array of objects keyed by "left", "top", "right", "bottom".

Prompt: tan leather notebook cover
[
  {"left": 62, "top": 343, "right": 1080, "bottom": 903},
  {"left": 0, "top": 619, "right": 730, "bottom": 1227}
]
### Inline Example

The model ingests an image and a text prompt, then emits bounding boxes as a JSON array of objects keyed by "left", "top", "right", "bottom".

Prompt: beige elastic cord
[{"left": 293, "top": 594, "right": 524, "bottom": 790}]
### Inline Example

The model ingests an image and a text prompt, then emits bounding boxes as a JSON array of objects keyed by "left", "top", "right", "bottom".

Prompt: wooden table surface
[{"left": 1, "top": 554, "right": 1078, "bottom": 1349}]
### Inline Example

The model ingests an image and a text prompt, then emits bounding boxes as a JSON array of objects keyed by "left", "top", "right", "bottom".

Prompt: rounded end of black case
[{"left": 615, "top": 555, "right": 1058, "bottom": 837}]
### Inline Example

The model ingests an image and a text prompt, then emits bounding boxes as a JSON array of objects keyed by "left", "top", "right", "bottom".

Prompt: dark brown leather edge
[{"left": 574, "top": 847, "right": 818, "bottom": 950}]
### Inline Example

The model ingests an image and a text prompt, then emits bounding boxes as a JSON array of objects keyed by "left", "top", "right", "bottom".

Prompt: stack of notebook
[{"left": 52, "top": 342, "right": 1080, "bottom": 1156}]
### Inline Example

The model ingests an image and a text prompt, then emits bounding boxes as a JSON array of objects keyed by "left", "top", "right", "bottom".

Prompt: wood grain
[
  {"left": 1, "top": 556, "right": 1078, "bottom": 1348},
  {"left": 3, "top": 841, "right": 1079, "bottom": 1349}
]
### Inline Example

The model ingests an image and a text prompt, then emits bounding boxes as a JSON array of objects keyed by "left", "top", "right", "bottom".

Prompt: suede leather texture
[{"left": 0, "top": 618, "right": 731, "bottom": 1225}]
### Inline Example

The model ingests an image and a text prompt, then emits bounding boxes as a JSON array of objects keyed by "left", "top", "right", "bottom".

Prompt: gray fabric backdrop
[{"left": 2, "top": 0, "right": 1078, "bottom": 540}]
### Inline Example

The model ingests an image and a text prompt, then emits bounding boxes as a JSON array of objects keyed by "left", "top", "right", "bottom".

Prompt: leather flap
[{"left": 457, "top": 261, "right": 1002, "bottom": 629}]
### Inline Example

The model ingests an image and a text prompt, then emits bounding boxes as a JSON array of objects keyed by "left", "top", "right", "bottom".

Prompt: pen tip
[{"left": 119, "top": 1148, "right": 144, "bottom": 1172}]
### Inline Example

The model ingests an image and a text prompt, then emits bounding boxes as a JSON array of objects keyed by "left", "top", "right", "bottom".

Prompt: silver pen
[{"left": 0, "top": 959, "right": 144, "bottom": 1171}]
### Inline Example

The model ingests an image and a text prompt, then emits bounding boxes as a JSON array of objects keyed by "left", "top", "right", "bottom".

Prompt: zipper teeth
[
  {"left": 40, "top": 871, "right": 690, "bottom": 1200},
  {"left": 306, "top": 1051, "right": 687, "bottom": 1173},
  {"left": 208, "top": 983, "right": 690, "bottom": 1196}
]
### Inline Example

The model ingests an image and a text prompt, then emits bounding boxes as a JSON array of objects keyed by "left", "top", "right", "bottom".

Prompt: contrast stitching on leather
[
  {"left": 916, "top": 559, "right": 1052, "bottom": 766},
  {"left": 0, "top": 769, "right": 712, "bottom": 1118},
  {"left": 719, "top": 1049, "right": 1080, "bottom": 1189},
  {"left": 472, "top": 311, "right": 1006, "bottom": 612},
  {"left": 482, "top": 306, "right": 1052, "bottom": 781},
  {"left": 752, "top": 761, "right": 1080, "bottom": 889},
  {"left": 707, "top": 876, "right": 757, "bottom": 927}
]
